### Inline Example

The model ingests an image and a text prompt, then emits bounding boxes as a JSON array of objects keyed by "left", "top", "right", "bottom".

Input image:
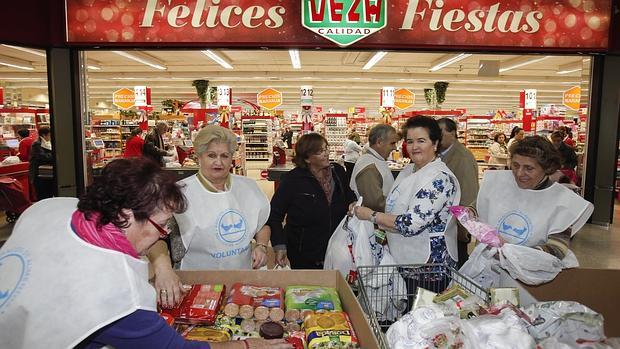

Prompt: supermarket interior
[{"left": 1, "top": 0, "right": 620, "bottom": 347}]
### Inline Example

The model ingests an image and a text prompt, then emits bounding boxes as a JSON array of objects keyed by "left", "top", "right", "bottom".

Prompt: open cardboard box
[
  {"left": 176, "top": 269, "right": 382, "bottom": 349},
  {"left": 499, "top": 268, "right": 620, "bottom": 337}
]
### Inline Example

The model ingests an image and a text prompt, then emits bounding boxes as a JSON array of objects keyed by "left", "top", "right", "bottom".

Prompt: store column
[
  {"left": 46, "top": 48, "right": 85, "bottom": 197},
  {"left": 585, "top": 55, "right": 620, "bottom": 226}
]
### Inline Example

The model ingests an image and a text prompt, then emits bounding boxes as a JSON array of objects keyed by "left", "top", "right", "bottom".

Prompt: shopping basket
[{"left": 356, "top": 263, "right": 489, "bottom": 349}]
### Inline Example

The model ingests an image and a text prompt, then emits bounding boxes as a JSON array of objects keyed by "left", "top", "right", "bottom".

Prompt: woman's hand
[
  {"left": 252, "top": 245, "right": 268, "bottom": 269},
  {"left": 154, "top": 267, "right": 185, "bottom": 309},
  {"left": 275, "top": 249, "right": 290, "bottom": 268},
  {"left": 347, "top": 202, "right": 357, "bottom": 217},
  {"left": 354, "top": 206, "right": 373, "bottom": 221}
]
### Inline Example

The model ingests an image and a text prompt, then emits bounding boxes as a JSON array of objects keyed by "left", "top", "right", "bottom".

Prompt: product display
[
  {"left": 285, "top": 286, "right": 343, "bottom": 311},
  {"left": 304, "top": 312, "right": 359, "bottom": 349},
  {"left": 242, "top": 116, "right": 273, "bottom": 161}
]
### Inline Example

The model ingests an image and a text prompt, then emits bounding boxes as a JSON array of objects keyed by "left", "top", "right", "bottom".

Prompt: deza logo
[{"left": 302, "top": 0, "right": 387, "bottom": 47}]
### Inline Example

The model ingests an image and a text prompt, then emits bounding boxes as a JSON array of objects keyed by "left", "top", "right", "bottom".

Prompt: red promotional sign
[
  {"left": 65, "top": 0, "right": 612, "bottom": 51},
  {"left": 0, "top": 87, "right": 3, "bottom": 106}
]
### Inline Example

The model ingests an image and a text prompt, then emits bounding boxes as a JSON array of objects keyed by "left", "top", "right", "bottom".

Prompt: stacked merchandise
[
  {"left": 465, "top": 117, "right": 493, "bottom": 162},
  {"left": 160, "top": 283, "right": 360, "bottom": 348},
  {"left": 325, "top": 113, "right": 347, "bottom": 161},
  {"left": 242, "top": 115, "right": 272, "bottom": 161}
]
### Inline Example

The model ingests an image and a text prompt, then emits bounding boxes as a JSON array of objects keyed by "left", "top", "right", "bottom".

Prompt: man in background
[
  {"left": 16, "top": 128, "right": 33, "bottom": 162},
  {"left": 282, "top": 127, "right": 293, "bottom": 149},
  {"left": 437, "top": 118, "right": 479, "bottom": 267},
  {"left": 143, "top": 121, "right": 169, "bottom": 166},
  {"left": 349, "top": 124, "right": 398, "bottom": 212}
]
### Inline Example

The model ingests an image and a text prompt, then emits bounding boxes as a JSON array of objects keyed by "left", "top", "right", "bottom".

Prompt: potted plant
[
  {"left": 434, "top": 81, "right": 449, "bottom": 108},
  {"left": 424, "top": 88, "right": 436, "bottom": 109},
  {"left": 192, "top": 79, "right": 209, "bottom": 108}
]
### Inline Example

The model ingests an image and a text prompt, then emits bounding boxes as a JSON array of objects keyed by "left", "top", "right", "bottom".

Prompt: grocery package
[
  {"left": 499, "top": 243, "right": 563, "bottom": 285},
  {"left": 164, "top": 284, "right": 226, "bottom": 325},
  {"left": 489, "top": 287, "right": 519, "bottom": 307},
  {"left": 449, "top": 206, "right": 503, "bottom": 247},
  {"left": 285, "top": 286, "right": 342, "bottom": 311},
  {"left": 304, "top": 311, "right": 359, "bottom": 349},
  {"left": 224, "top": 283, "right": 285, "bottom": 321},
  {"left": 184, "top": 326, "right": 232, "bottom": 342}
]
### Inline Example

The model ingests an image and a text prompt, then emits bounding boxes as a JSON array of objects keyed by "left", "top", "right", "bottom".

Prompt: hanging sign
[
  {"left": 257, "top": 88, "right": 282, "bottom": 110},
  {"left": 112, "top": 88, "right": 135, "bottom": 109},
  {"left": 134, "top": 86, "right": 147, "bottom": 106},
  {"left": 524, "top": 89, "right": 537, "bottom": 109},
  {"left": 563, "top": 86, "right": 581, "bottom": 111},
  {"left": 381, "top": 87, "right": 395, "bottom": 108},
  {"left": 300, "top": 85, "right": 313, "bottom": 106},
  {"left": 394, "top": 88, "right": 415, "bottom": 110},
  {"left": 217, "top": 85, "right": 232, "bottom": 106}
]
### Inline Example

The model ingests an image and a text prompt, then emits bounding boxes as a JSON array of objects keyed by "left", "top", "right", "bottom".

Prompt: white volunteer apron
[
  {"left": 0, "top": 198, "right": 155, "bottom": 349},
  {"left": 477, "top": 170, "right": 593, "bottom": 246},
  {"left": 385, "top": 159, "right": 461, "bottom": 264},
  {"left": 350, "top": 146, "right": 394, "bottom": 200},
  {"left": 176, "top": 174, "right": 270, "bottom": 270}
]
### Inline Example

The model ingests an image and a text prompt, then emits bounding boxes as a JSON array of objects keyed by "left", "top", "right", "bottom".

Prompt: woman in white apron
[
  {"left": 475, "top": 136, "right": 593, "bottom": 262},
  {"left": 0, "top": 158, "right": 289, "bottom": 349},
  {"left": 353, "top": 116, "right": 461, "bottom": 274},
  {"left": 149, "top": 125, "right": 272, "bottom": 308}
]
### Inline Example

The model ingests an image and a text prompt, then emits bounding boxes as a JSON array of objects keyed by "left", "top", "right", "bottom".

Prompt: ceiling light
[
  {"left": 499, "top": 56, "right": 550, "bottom": 73},
  {"left": 86, "top": 59, "right": 102, "bottom": 70},
  {"left": 363, "top": 51, "right": 387, "bottom": 70},
  {"left": 429, "top": 53, "right": 472, "bottom": 72},
  {"left": 556, "top": 61, "right": 582, "bottom": 75},
  {"left": 289, "top": 49, "right": 301, "bottom": 69},
  {"left": 1, "top": 44, "right": 46, "bottom": 57},
  {"left": 0, "top": 54, "right": 34, "bottom": 70},
  {"left": 557, "top": 68, "right": 581, "bottom": 75},
  {"left": 112, "top": 51, "right": 167, "bottom": 70},
  {"left": 201, "top": 50, "right": 233, "bottom": 69}
]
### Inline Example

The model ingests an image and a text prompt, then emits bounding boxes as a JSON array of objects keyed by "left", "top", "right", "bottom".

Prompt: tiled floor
[{"left": 2, "top": 163, "right": 619, "bottom": 270}]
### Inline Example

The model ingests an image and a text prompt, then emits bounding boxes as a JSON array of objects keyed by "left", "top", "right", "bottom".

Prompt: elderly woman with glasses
[
  {"left": 148, "top": 125, "right": 272, "bottom": 308},
  {"left": 0, "top": 158, "right": 290, "bottom": 349},
  {"left": 473, "top": 136, "right": 593, "bottom": 263},
  {"left": 267, "top": 133, "right": 357, "bottom": 269}
]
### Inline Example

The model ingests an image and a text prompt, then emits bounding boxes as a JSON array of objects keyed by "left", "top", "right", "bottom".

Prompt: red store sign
[{"left": 66, "top": 0, "right": 612, "bottom": 51}]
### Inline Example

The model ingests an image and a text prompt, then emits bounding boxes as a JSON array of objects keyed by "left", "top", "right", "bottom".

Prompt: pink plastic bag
[{"left": 449, "top": 206, "right": 503, "bottom": 248}]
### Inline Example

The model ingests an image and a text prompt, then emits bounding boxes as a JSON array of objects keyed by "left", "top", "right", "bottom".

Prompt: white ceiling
[{"left": 0, "top": 45, "right": 591, "bottom": 115}]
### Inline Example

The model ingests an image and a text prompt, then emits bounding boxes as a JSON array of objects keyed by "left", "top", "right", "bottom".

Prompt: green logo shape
[{"left": 302, "top": 0, "right": 387, "bottom": 47}]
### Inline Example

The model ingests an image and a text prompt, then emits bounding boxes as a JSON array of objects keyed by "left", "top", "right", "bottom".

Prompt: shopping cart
[
  {"left": 356, "top": 263, "right": 489, "bottom": 349},
  {"left": 0, "top": 176, "right": 31, "bottom": 223}
]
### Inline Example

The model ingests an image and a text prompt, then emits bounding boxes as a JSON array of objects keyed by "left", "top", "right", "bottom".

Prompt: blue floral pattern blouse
[{"left": 393, "top": 171, "right": 458, "bottom": 267}]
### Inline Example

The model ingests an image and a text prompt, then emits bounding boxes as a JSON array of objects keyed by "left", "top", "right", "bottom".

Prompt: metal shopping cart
[{"left": 356, "top": 263, "right": 489, "bottom": 349}]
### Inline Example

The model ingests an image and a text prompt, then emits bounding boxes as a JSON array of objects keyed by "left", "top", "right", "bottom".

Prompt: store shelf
[
  {"left": 325, "top": 113, "right": 347, "bottom": 161},
  {"left": 242, "top": 116, "right": 272, "bottom": 163}
]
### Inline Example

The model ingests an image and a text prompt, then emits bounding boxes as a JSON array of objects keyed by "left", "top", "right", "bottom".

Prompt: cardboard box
[
  {"left": 176, "top": 269, "right": 381, "bottom": 348},
  {"left": 500, "top": 268, "right": 620, "bottom": 337}
]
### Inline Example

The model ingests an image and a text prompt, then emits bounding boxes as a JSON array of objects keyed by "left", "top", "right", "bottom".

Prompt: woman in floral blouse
[{"left": 353, "top": 116, "right": 461, "bottom": 269}]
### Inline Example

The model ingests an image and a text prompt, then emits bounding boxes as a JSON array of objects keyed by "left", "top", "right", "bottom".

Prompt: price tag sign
[
  {"left": 381, "top": 87, "right": 395, "bottom": 108},
  {"left": 217, "top": 85, "right": 231, "bottom": 107},
  {"left": 524, "top": 89, "right": 537, "bottom": 109},
  {"left": 134, "top": 86, "right": 147, "bottom": 106},
  {"left": 300, "top": 85, "right": 313, "bottom": 106}
]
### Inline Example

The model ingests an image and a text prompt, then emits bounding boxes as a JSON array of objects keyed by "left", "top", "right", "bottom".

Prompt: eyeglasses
[{"left": 148, "top": 217, "right": 170, "bottom": 239}]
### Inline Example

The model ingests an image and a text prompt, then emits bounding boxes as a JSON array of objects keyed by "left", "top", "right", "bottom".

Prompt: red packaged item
[
  {"left": 167, "top": 284, "right": 226, "bottom": 325},
  {"left": 226, "top": 283, "right": 284, "bottom": 309},
  {"left": 286, "top": 331, "right": 307, "bottom": 349},
  {"left": 160, "top": 312, "right": 175, "bottom": 326}
]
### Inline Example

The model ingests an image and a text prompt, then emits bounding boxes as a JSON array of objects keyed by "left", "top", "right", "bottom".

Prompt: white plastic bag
[
  {"left": 386, "top": 306, "right": 463, "bottom": 349},
  {"left": 499, "top": 244, "right": 563, "bottom": 285},
  {"left": 362, "top": 248, "right": 407, "bottom": 322},
  {"left": 323, "top": 216, "right": 355, "bottom": 279},
  {"left": 458, "top": 243, "right": 501, "bottom": 289},
  {"left": 351, "top": 215, "right": 382, "bottom": 272}
]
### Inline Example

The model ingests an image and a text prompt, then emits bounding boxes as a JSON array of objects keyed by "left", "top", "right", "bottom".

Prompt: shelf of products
[
  {"left": 325, "top": 113, "right": 347, "bottom": 161},
  {"left": 242, "top": 116, "right": 272, "bottom": 161},
  {"left": 0, "top": 108, "right": 50, "bottom": 141},
  {"left": 466, "top": 118, "right": 494, "bottom": 162},
  {"left": 90, "top": 115, "right": 123, "bottom": 159}
]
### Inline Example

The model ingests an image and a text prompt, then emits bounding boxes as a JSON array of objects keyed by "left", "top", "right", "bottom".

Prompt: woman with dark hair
[
  {"left": 267, "top": 133, "right": 357, "bottom": 269},
  {"left": 474, "top": 136, "right": 593, "bottom": 262},
  {"left": 29, "top": 125, "right": 54, "bottom": 200},
  {"left": 0, "top": 157, "right": 289, "bottom": 349},
  {"left": 507, "top": 126, "right": 525, "bottom": 149},
  {"left": 488, "top": 132, "right": 509, "bottom": 167},
  {"left": 352, "top": 116, "right": 461, "bottom": 268},
  {"left": 123, "top": 127, "right": 145, "bottom": 158}
]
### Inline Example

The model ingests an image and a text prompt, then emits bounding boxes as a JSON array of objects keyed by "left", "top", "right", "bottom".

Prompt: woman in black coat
[
  {"left": 267, "top": 133, "right": 357, "bottom": 269},
  {"left": 29, "top": 126, "right": 54, "bottom": 200}
]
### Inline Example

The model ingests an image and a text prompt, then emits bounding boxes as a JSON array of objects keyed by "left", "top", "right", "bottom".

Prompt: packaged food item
[
  {"left": 411, "top": 287, "right": 437, "bottom": 311},
  {"left": 227, "top": 283, "right": 284, "bottom": 309},
  {"left": 160, "top": 312, "right": 175, "bottom": 326},
  {"left": 254, "top": 306, "right": 270, "bottom": 321},
  {"left": 239, "top": 305, "right": 255, "bottom": 319},
  {"left": 304, "top": 312, "right": 359, "bottom": 349},
  {"left": 433, "top": 284, "right": 470, "bottom": 304},
  {"left": 449, "top": 206, "right": 503, "bottom": 247},
  {"left": 286, "top": 331, "right": 307, "bottom": 349},
  {"left": 185, "top": 327, "right": 232, "bottom": 342},
  {"left": 490, "top": 287, "right": 520, "bottom": 307},
  {"left": 167, "top": 284, "right": 226, "bottom": 325},
  {"left": 285, "top": 309, "right": 300, "bottom": 322},
  {"left": 285, "top": 286, "right": 342, "bottom": 311},
  {"left": 223, "top": 302, "right": 240, "bottom": 317},
  {"left": 269, "top": 307, "right": 285, "bottom": 322},
  {"left": 240, "top": 319, "right": 256, "bottom": 333},
  {"left": 259, "top": 321, "right": 285, "bottom": 339}
]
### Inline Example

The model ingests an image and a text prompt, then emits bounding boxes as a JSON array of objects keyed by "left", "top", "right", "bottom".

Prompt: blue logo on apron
[
  {"left": 497, "top": 211, "right": 532, "bottom": 245},
  {"left": 217, "top": 210, "right": 247, "bottom": 244},
  {"left": 0, "top": 249, "right": 30, "bottom": 313},
  {"left": 386, "top": 187, "right": 400, "bottom": 213}
]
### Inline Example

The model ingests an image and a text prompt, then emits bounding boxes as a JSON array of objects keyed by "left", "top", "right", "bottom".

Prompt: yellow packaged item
[
  {"left": 185, "top": 327, "right": 232, "bottom": 342},
  {"left": 303, "top": 311, "right": 359, "bottom": 349}
]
